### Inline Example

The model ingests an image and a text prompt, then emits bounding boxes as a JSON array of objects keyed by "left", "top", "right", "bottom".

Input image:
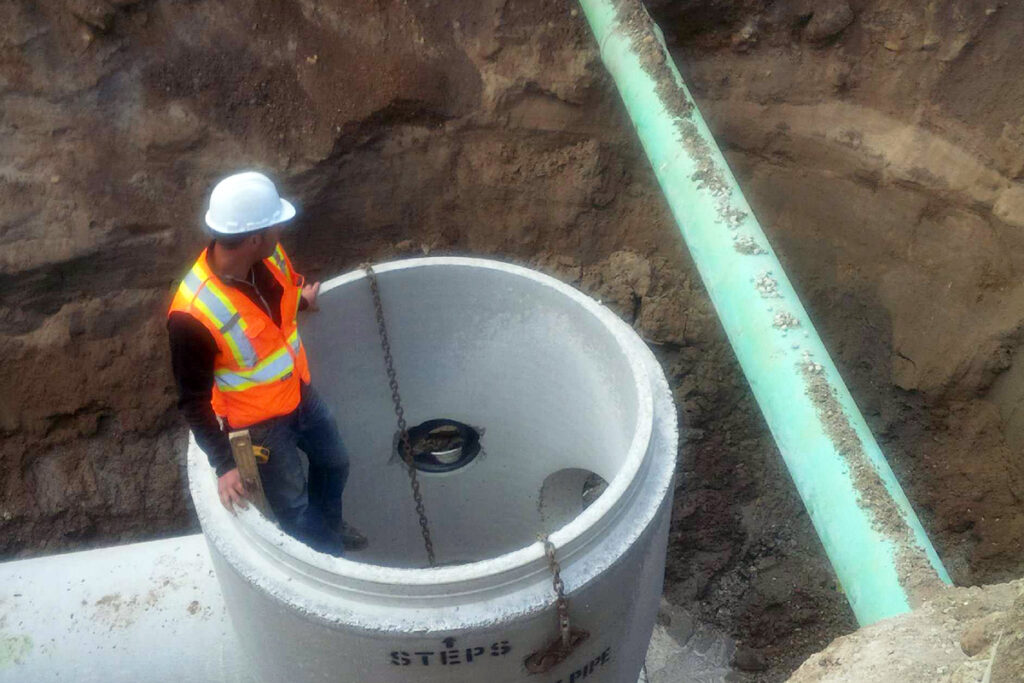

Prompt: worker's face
[{"left": 256, "top": 227, "right": 281, "bottom": 260}]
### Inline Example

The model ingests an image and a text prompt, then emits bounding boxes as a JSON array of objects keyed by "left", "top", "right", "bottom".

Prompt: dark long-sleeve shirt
[{"left": 168, "top": 250, "right": 306, "bottom": 476}]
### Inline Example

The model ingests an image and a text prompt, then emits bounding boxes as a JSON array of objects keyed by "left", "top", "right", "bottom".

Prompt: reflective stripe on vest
[
  {"left": 180, "top": 267, "right": 259, "bottom": 368},
  {"left": 287, "top": 328, "right": 302, "bottom": 355},
  {"left": 270, "top": 244, "right": 292, "bottom": 282},
  {"left": 270, "top": 244, "right": 303, "bottom": 321},
  {"left": 214, "top": 329, "right": 303, "bottom": 393}
]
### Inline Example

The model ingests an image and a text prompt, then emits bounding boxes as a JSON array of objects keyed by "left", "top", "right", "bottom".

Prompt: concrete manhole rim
[{"left": 191, "top": 257, "right": 656, "bottom": 597}]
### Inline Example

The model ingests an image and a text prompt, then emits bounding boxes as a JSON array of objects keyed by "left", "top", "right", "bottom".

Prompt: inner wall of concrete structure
[{"left": 302, "top": 260, "right": 640, "bottom": 567}]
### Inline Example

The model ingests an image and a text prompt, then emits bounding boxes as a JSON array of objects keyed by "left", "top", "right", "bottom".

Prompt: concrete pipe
[{"left": 189, "top": 257, "right": 678, "bottom": 683}]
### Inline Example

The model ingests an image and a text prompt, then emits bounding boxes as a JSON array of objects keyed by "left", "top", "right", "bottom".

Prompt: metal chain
[
  {"left": 363, "top": 263, "right": 585, "bottom": 669},
  {"left": 363, "top": 264, "right": 437, "bottom": 567},
  {"left": 542, "top": 535, "right": 572, "bottom": 649},
  {"left": 524, "top": 534, "right": 589, "bottom": 674}
]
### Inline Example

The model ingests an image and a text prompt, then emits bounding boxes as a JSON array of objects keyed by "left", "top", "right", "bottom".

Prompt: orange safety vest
[{"left": 168, "top": 243, "right": 311, "bottom": 428}]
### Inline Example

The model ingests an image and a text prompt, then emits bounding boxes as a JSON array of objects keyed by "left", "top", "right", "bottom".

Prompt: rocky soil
[
  {"left": 787, "top": 579, "right": 1024, "bottom": 683},
  {"left": 2, "top": 1, "right": 1023, "bottom": 680}
]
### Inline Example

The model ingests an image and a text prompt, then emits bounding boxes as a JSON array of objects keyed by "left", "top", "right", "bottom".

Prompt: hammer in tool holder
[{"left": 228, "top": 430, "right": 274, "bottom": 519}]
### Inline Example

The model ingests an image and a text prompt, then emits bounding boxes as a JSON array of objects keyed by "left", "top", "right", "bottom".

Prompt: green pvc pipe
[{"left": 579, "top": 0, "right": 951, "bottom": 626}]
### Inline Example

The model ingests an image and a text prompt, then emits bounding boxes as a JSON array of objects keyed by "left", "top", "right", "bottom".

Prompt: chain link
[
  {"left": 524, "top": 534, "right": 589, "bottom": 674},
  {"left": 363, "top": 264, "right": 436, "bottom": 567},
  {"left": 542, "top": 536, "right": 572, "bottom": 649}
]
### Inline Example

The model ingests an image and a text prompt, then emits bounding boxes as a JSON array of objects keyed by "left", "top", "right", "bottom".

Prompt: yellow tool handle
[
  {"left": 227, "top": 430, "right": 273, "bottom": 519},
  {"left": 252, "top": 445, "right": 270, "bottom": 464}
]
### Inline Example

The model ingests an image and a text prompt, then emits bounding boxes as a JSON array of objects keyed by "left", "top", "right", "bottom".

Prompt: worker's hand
[
  {"left": 301, "top": 281, "right": 321, "bottom": 312},
  {"left": 218, "top": 468, "right": 249, "bottom": 514}
]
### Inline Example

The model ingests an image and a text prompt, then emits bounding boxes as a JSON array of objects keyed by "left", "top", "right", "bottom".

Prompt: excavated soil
[
  {"left": 2, "top": 1, "right": 1024, "bottom": 680},
  {"left": 787, "top": 579, "right": 1024, "bottom": 683}
]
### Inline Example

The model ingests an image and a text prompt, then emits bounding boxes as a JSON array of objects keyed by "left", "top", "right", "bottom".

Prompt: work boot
[
  {"left": 290, "top": 525, "right": 345, "bottom": 558},
  {"left": 311, "top": 535, "right": 346, "bottom": 558},
  {"left": 336, "top": 522, "right": 368, "bottom": 551}
]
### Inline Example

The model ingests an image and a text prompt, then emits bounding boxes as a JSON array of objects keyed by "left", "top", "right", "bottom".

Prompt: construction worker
[{"left": 168, "top": 171, "right": 367, "bottom": 556}]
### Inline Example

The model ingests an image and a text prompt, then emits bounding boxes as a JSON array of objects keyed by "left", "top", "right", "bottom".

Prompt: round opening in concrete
[
  {"left": 299, "top": 257, "right": 652, "bottom": 569},
  {"left": 396, "top": 418, "right": 482, "bottom": 474},
  {"left": 539, "top": 468, "right": 610, "bottom": 533}
]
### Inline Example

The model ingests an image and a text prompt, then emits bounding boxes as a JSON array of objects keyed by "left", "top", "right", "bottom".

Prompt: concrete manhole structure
[{"left": 190, "top": 257, "right": 679, "bottom": 683}]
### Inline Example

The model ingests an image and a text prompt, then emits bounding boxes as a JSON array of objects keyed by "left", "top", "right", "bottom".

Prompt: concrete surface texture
[
  {"left": 3, "top": 535, "right": 710, "bottom": 683},
  {"left": 0, "top": 536, "right": 252, "bottom": 683}
]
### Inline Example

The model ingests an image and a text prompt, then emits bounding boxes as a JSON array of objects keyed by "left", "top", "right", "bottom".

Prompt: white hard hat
[{"left": 205, "top": 171, "right": 296, "bottom": 234}]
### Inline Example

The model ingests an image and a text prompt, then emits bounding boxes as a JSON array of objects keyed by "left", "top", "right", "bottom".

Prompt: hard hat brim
[{"left": 205, "top": 198, "right": 297, "bottom": 235}]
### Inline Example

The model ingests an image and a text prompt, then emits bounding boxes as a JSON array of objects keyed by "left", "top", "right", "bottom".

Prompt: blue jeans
[{"left": 247, "top": 384, "right": 350, "bottom": 551}]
